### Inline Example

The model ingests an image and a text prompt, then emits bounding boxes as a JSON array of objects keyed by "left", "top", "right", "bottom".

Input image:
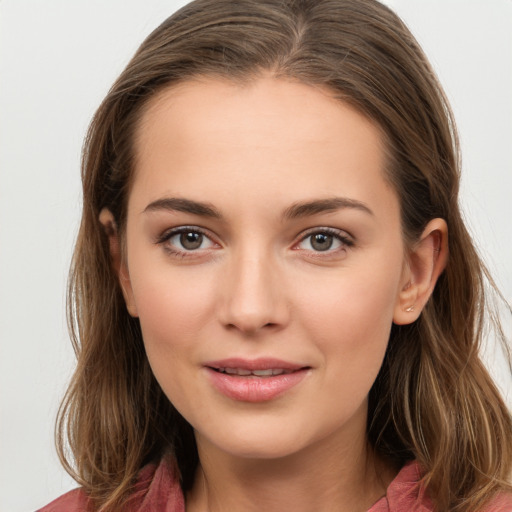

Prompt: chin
[
  {"left": 193, "top": 411, "right": 357, "bottom": 462},
  {"left": 203, "top": 432, "right": 308, "bottom": 460}
]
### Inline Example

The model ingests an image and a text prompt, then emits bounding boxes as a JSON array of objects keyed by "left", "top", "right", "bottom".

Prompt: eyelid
[
  {"left": 155, "top": 225, "right": 353, "bottom": 257},
  {"left": 155, "top": 225, "right": 220, "bottom": 253},
  {"left": 293, "top": 226, "right": 354, "bottom": 251},
  {"left": 156, "top": 225, "right": 207, "bottom": 242}
]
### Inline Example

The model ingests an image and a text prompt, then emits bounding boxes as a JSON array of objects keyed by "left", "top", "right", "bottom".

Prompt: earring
[{"left": 405, "top": 305, "right": 415, "bottom": 312}]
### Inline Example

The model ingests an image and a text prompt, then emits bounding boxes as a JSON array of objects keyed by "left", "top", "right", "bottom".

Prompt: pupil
[
  {"left": 180, "top": 232, "right": 202, "bottom": 250},
  {"left": 311, "top": 233, "right": 333, "bottom": 251}
]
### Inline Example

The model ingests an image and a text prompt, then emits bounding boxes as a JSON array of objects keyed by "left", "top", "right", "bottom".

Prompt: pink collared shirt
[{"left": 38, "top": 458, "right": 512, "bottom": 512}]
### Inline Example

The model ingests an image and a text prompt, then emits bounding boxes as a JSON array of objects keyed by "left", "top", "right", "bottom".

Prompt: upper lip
[{"left": 204, "top": 358, "right": 308, "bottom": 372}]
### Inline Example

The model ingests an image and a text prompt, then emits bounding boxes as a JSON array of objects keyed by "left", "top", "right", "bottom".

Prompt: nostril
[{"left": 225, "top": 321, "right": 280, "bottom": 334}]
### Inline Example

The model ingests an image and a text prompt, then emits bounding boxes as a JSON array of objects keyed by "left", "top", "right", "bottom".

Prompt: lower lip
[{"left": 205, "top": 368, "right": 309, "bottom": 402}]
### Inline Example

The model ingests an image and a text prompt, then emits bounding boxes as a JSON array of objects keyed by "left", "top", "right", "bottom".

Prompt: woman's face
[{"left": 120, "top": 77, "right": 410, "bottom": 460}]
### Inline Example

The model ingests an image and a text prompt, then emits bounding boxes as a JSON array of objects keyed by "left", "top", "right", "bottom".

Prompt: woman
[{"left": 39, "top": 0, "right": 512, "bottom": 511}]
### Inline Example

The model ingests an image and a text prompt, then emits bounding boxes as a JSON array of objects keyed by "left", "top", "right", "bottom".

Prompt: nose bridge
[{"left": 220, "top": 242, "right": 286, "bottom": 333}]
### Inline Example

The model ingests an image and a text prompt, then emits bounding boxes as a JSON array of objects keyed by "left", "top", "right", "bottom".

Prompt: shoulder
[
  {"left": 369, "top": 460, "right": 433, "bottom": 512},
  {"left": 37, "top": 454, "right": 185, "bottom": 512},
  {"left": 484, "top": 491, "right": 512, "bottom": 512},
  {"left": 36, "top": 488, "right": 89, "bottom": 512},
  {"left": 369, "top": 460, "right": 512, "bottom": 512}
]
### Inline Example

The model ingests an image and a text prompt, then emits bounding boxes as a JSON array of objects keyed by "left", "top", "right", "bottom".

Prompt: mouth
[
  {"left": 204, "top": 358, "right": 310, "bottom": 402},
  {"left": 211, "top": 367, "right": 297, "bottom": 377}
]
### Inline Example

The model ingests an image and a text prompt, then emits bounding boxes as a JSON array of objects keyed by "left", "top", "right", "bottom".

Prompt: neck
[{"left": 186, "top": 421, "right": 395, "bottom": 512}]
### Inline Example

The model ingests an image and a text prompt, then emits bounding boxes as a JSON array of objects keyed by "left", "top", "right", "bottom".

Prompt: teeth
[
  {"left": 218, "top": 368, "right": 293, "bottom": 376},
  {"left": 225, "top": 368, "right": 251, "bottom": 376},
  {"left": 252, "top": 369, "right": 273, "bottom": 376}
]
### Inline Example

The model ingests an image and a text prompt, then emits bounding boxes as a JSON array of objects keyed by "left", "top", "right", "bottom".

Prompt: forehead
[
  {"left": 131, "top": 76, "right": 398, "bottom": 224},
  {"left": 136, "top": 76, "right": 385, "bottom": 159}
]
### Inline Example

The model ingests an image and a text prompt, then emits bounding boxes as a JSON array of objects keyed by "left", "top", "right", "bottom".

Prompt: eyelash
[
  {"left": 295, "top": 227, "right": 354, "bottom": 255},
  {"left": 155, "top": 226, "right": 354, "bottom": 258},
  {"left": 156, "top": 226, "right": 217, "bottom": 258}
]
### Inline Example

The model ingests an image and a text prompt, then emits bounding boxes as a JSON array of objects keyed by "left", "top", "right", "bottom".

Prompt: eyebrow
[
  {"left": 142, "top": 196, "right": 373, "bottom": 220},
  {"left": 143, "top": 197, "right": 222, "bottom": 218},
  {"left": 282, "top": 197, "right": 374, "bottom": 220}
]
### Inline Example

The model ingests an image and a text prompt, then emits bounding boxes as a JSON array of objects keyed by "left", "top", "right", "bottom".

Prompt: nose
[{"left": 218, "top": 250, "right": 289, "bottom": 335}]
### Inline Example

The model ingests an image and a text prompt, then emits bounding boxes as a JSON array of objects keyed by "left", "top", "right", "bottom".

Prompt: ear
[
  {"left": 393, "top": 218, "right": 448, "bottom": 325},
  {"left": 99, "top": 208, "right": 138, "bottom": 317}
]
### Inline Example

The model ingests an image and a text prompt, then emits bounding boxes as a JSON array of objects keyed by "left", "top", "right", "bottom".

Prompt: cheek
[
  {"left": 299, "top": 261, "right": 399, "bottom": 334},
  {"left": 129, "top": 267, "right": 218, "bottom": 411},
  {"left": 129, "top": 263, "right": 217, "bottom": 356},
  {"left": 299, "top": 284, "right": 394, "bottom": 422},
  {"left": 295, "top": 262, "right": 401, "bottom": 381}
]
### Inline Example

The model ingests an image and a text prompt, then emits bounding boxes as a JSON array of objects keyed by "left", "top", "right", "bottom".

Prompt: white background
[{"left": 0, "top": 1, "right": 511, "bottom": 511}]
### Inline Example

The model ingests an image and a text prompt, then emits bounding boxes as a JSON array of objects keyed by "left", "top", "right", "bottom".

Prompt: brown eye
[
  {"left": 296, "top": 229, "right": 352, "bottom": 253},
  {"left": 163, "top": 228, "right": 215, "bottom": 253},
  {"left": 180, "top": 231, "right": 203, "bottom": 250},
  {"left": 310, "top": 233, "right": 334, "bottom": 251}
]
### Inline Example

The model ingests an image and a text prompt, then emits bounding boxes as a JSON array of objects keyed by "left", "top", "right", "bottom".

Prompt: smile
[
  {"left": 204, "top": 358, "right": 310, "bottom": 402},
  {"left": 214, "top": 368, "right": 295, "bottom": 377}
]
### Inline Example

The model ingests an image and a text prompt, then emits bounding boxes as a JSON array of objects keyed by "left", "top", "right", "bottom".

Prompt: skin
[{"left": 101, "top": 76, "right": 448, "bottom": 512}]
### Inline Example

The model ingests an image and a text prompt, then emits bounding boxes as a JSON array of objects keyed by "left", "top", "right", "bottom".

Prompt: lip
[{"left": 204, "top": 358, "right": 310, "bottom": 402}]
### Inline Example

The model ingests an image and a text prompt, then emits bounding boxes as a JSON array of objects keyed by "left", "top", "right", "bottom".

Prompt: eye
[
  {"left": 170, "top": 231, "right": 211, "bottom": 251},
  {"left": 296, "top": 228, "right": 353, "bottom": 253},
  {"left": 158, "top": 227, "right": 216, "bottom": 253}
]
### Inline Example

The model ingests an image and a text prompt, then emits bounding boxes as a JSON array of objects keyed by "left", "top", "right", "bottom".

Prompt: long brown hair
[{"left": 57, "top": 1, "right": 512, "bottom": 510}]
